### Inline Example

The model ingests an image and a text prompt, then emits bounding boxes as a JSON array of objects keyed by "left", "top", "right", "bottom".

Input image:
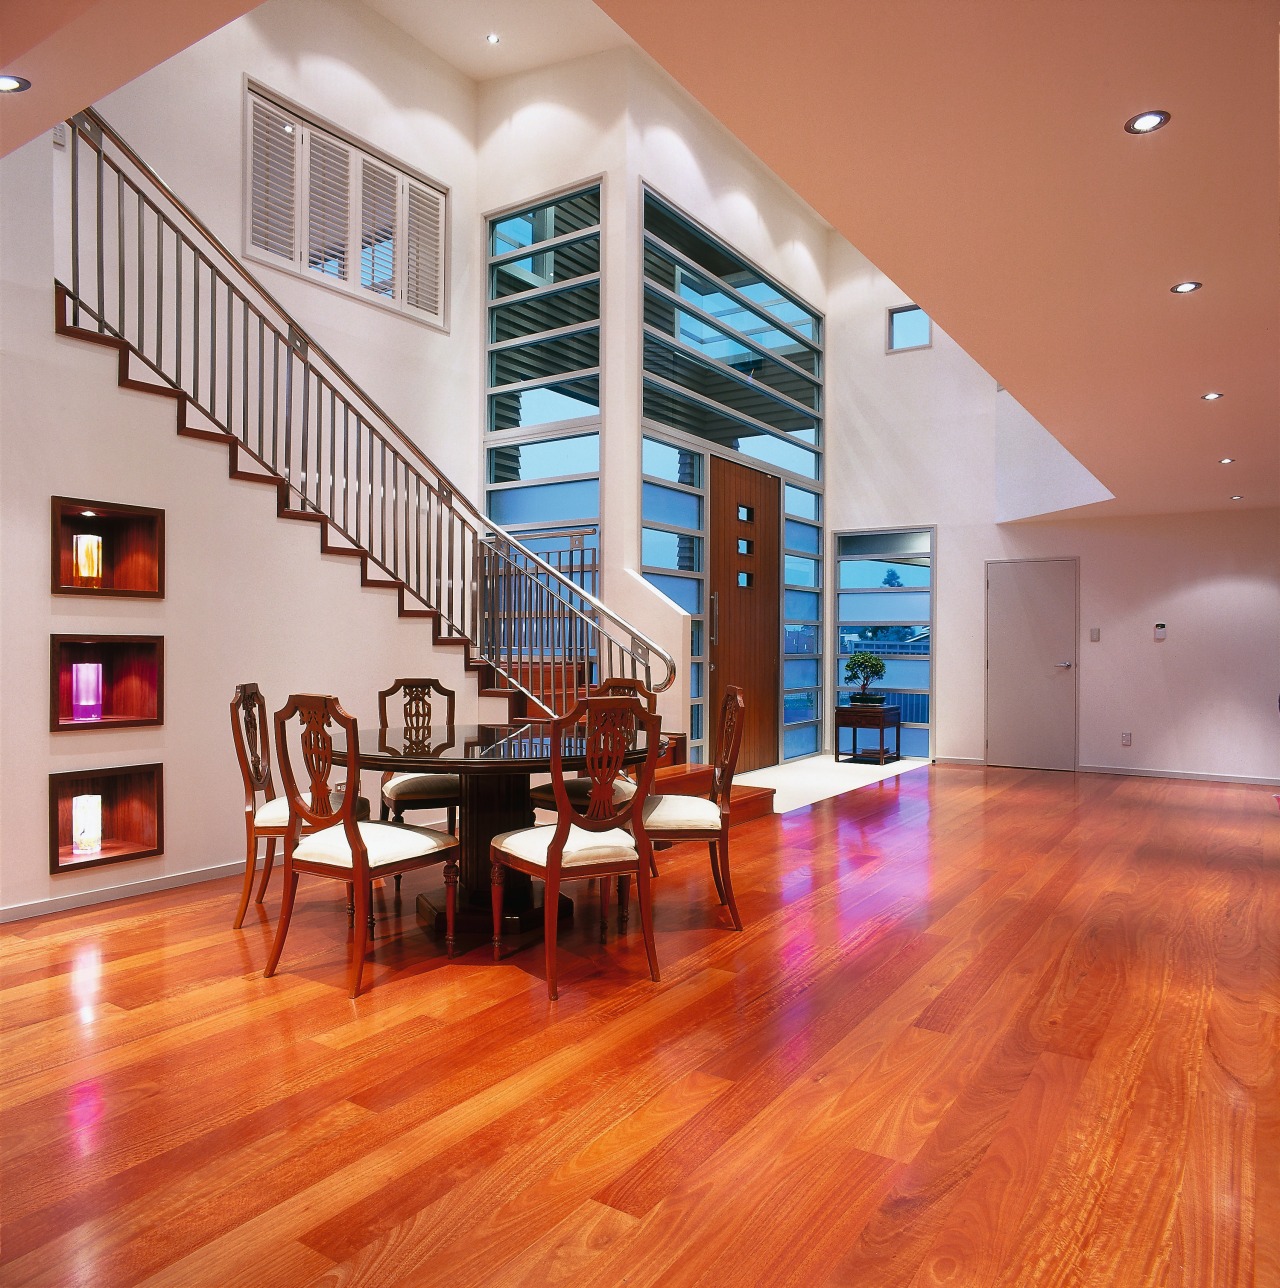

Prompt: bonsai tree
[{"left": 844, "top": 649, "right": 886, "bottom": 697}]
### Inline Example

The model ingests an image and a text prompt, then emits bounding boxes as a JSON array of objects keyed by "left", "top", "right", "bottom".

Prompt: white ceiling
[{"left": 363, "top": 0, "right": 630, "bottom": 82}]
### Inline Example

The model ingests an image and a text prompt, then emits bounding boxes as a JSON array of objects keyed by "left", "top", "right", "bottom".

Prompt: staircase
[{"left": 56, "top": 108, "right": 675, "bottom": 717}]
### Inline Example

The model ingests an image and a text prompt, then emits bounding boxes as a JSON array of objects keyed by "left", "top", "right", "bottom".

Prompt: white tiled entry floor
[{"left": 735, "top": 755, "right": 929, "bottom": 813}]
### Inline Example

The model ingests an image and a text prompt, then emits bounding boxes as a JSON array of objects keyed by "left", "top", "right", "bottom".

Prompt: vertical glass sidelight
[
  {"left": 485, "top": 187, "right": 603, "bottom": 559},
  {"left": 641, "top": 434, "right": 708, "bottom": 761},
  {"left": 782, "top": 485, "right": 823, "bottom": 758},
  {"left": 834, "top": 529, "right": 934, "bottom": 758}
]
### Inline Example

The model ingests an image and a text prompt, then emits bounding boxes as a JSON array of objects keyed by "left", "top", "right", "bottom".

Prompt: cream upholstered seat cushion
[
  {"left": 383, "top": 772, "right": 461, "bottom": 801},
  {"left": 491, "top": 823, "right": 638, "bottom": 869},
  {"left": 293, "top": 820, "right": 454, "bottom": 868},
  {"left": 531, "top": 775, "right": 637, "bottom": 808},
  {"left": 641, "top": 793, "right": 723, "bottom": 834},
  {"left": 255, "top": 793, "right": 309, "bottom": 828}
]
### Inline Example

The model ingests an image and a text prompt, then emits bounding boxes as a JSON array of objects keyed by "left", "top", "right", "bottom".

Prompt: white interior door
[{"left": 985, "top": 558, "right": 1078, "bottom": 770}]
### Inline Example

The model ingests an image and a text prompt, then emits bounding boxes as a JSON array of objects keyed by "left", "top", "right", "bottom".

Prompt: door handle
[
  {"left": 1055, "top": 662, "right": 1073, "bottom": 668},
  {"left": 710, "top": 591, "right": 719, "bottom": 646}
]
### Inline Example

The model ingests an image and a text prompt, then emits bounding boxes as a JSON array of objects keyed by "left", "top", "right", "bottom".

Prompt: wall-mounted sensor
[
  {"left": 1089, "top": 627, "right": 1100, "bottom": 642},
  {"left": 1154, "top": 623, "right": 1167, "bottom": 641}
]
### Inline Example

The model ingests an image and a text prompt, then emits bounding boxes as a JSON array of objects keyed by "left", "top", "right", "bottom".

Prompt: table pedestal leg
[{"left": 416, "top": 770, "right": 572, "bottom": 937}]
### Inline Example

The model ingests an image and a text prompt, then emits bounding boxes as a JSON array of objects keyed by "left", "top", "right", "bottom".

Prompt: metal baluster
[
  {"left": 342, "top": 402, "right": 350, "bottom": 538},
  {"left": 94, "top": 129, "right": 105, "bottom": 331},
  {"left": 155, "top": 206, "right": 164, "bottom": 371},
  {"left": 115, "top": 166, "right": 125, "bottom": 337}
]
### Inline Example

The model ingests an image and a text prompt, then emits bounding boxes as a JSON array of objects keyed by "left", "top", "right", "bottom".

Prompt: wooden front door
[{"left": 709, "top": 456, "right": 780, "bottom": 771}]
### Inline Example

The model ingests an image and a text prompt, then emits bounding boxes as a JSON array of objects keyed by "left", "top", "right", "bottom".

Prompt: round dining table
[{"left": 334, "top": 721, "right": 657, "bottom": 936}]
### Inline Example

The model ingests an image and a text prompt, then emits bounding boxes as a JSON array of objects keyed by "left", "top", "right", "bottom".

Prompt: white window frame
[
  {"left": 886, "top": 304, "right": 931, "bottom": 353},
  {"left": 243, "top": 86, "right": 448, "bottom": 330}
]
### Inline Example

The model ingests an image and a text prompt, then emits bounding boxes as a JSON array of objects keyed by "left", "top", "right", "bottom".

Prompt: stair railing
[{"left": 58, "top": 108, "right": 675, "bottom": 711}]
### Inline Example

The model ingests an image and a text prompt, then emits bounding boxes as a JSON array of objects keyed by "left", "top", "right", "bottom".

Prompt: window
[
  {"left": 487, "top": 187, "right": 602, "bottom": 434},
  {"left": 835, "top": 528, "right": 934, "bottom": 758},
  {"left": 887, "top": 304, "right": 930, "bottom": 352},
  {"left": 245, "top": 89, "right": 447, "bottom": 326},
  {"left": 642, "top": 190, "right": 824, "bottom": 482},
  {"left": 641, "top": 434, "right": 709, "bottom": 762}
]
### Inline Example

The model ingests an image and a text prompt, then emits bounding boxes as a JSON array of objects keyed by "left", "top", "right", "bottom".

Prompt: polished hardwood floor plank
[{"left": 1, "top": 766, "right": 1271, "bottom": 1287}]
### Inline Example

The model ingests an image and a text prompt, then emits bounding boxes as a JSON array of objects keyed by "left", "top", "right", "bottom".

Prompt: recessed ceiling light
[
  {"left": 1219, "top": 458, "right": 1235, "bottom": 465},
  {"left": 1202, "top": 391, "right": 1224, "bottom": 401},
  {"left": 485, "top": 32, "right": 501, "bottom": 44},
  {"left": 0, "top": 75, "right": 32, "bottom": 93},
  {"left": 1124, "top": 110, "right": 1170, "bottom": 135},
  {"left": 283, "top": 123, "right": 295, "bottom": 134},
  {"left": 81, "top": 510, "right": 96, "bottom": 518},
  {"left": 1230, "top": 495, "right": 1243, "bottom": 501},
  {"left": 1171, "top": 281, "right": 1202, "bottom": 294}
]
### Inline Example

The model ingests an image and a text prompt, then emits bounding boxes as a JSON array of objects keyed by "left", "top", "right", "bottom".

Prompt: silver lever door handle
[
  {"left": 710, "top": 591, "right": 719, "bottom": 646},
  {"left": 1055, "top": 662, "right": 1073, "bottom": 668}
]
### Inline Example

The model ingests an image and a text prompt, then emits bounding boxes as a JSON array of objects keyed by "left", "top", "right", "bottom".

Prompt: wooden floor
[{"left": 2, "top": 765, "right": 1276, "bottom": 1287}]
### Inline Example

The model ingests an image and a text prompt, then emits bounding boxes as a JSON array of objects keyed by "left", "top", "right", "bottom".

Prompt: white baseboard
[
  {"left": 1078, "top": 764, "right": 1280, "bottom": 787},
  {"left": 1, "top": 861, "right": 242, "bottom": 924}
]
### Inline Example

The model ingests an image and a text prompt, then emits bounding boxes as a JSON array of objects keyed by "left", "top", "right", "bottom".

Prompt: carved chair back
[
  {"left": 590, "top": 675, "right": 658, "bottom": 714},
  {"left": 377, "top": 678, "right": 456, "bottom": 755},
  {"left": 546, "top": 695, "right": 661, "bottom": 861},
  {"left": 710, "top": 686, "right": 746, "bottom": 812},
  {"left": 230, "top": 682, "right": 276, "bottom": 808},
  {"left": 273, "top": 694, "right": 363, "bottom": 848}
]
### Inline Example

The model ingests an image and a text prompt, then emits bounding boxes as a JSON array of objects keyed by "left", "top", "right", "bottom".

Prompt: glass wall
[
  {"left": 642, "top": 192, "right": 825, "bottom": 761},
  {"left": 486, "top": 188, "right": 603, "bottom": 564},
  {"left": 834, "top": 529, "right": 934, "bottom": 758},
  {"left": 640, "top": 435, "right": 708, "bottom": 761}
]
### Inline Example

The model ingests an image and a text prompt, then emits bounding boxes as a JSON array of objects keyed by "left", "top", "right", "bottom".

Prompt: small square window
[
  {"left": 737, "top": 505, "right": 754, "bottom": 522},
  {"left": 738, "top": 539, "right": 753, "bottom": 555},
  {"left": 888, "top": 305, "right": 931, "bottom": 352},
  {"left": 738, "top": 572, "right": 753, "bottom": 587}
]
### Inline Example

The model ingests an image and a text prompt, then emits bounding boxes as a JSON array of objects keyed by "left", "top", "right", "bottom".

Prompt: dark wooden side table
[{"left": 834, "top": 703, "right": 901, "bottom": 765}]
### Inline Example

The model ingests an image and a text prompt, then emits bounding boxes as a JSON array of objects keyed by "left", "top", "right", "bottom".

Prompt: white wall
[
  {"left": 0, "top": 0, "right": 508, "bottom": 919},
  {"left": 99, "top": 0, "right": 483, "bottom": 495},
  {"left": 824, "top": 238, "right": 1280, "bottom": 782}
]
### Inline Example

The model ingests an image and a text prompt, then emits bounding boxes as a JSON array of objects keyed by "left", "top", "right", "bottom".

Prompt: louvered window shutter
[
  {"left": 249, "top": 98, "right": 297, "bottom": 264},
  {"left": 360, "top": 159, "right": 398, "bottom": 299},
  {"left": 306, "top": 134, "right": 350, "bottom": 281},
  {"left": 405, "top": 180, "right": 445, "bottom": 323}
]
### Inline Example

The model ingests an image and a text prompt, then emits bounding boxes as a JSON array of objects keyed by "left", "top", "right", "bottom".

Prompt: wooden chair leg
[
  {"left": 544, "top": 873, "right": 561, "bottom": 1001},
  {"left": 379, "top": 798, "right": 390, "bottom": 821},
  {"left": 254, "top": 836, "right": 277, "bottom": 906},
  {"left": 617, "top": 874, "right": 631, "bottom": 930},
  {"left": 636, "top": 861, "right": 660, "bottom": 983},
  {"left": 349, "top": 880, "right": 371, "bottom": 998},
  {"left": 233, "top": 826, "right": 258, "bottom": 929},
  {"left": 490, "top": 859, "right": 505, "bottom": 961},
  {"left": 447, "top": 806, "right": 457, "bottom": 834},
  {"left": 598, "top": 873, "right": 610, "bottom": 944},
  {"left": 444, "top": 860, "right": 458, "bottom": 958},
  {"left": 715, "top": 832, "right": 742, "bottom": 931},
  {"left": 263, "top": 870, "right": 299, "bottom": 978},
  {"left": 346, "top": 882, "right": 355, "bottom": 924},
  {"left": 709, "top": 840, "right": 727, "bottom": 905},
  {"left": 394, "top": 873, "right": 402, "bottom": 897}
]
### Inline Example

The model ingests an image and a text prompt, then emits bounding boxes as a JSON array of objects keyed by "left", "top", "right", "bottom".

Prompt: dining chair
[
  {"left": 528, "top": 676, "right": 657, "bottom": 812},
  {"left": 377, "top": 678, "right": 462, "bottom": 836},
  {"left": 229, "top": 683, "right": 371, "bottom": 929},
  {"left": 264, "top": 694, "right": 460, "bottom": 998},
  {"left": 490, "top": 693, "right": 661, "bottom": 1000},
  {"left": 638, "top": 686, "right": 746, "bottom": 931}
]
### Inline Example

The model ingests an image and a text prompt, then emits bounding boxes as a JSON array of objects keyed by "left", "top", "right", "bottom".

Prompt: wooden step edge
[{"left": 728, "top": 783, "right": 775, "bottom": 825}]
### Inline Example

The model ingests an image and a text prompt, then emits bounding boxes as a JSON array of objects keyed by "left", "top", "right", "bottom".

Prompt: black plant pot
[{"left": 847, "top": 693, "right": 887, "bottom": 705}]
